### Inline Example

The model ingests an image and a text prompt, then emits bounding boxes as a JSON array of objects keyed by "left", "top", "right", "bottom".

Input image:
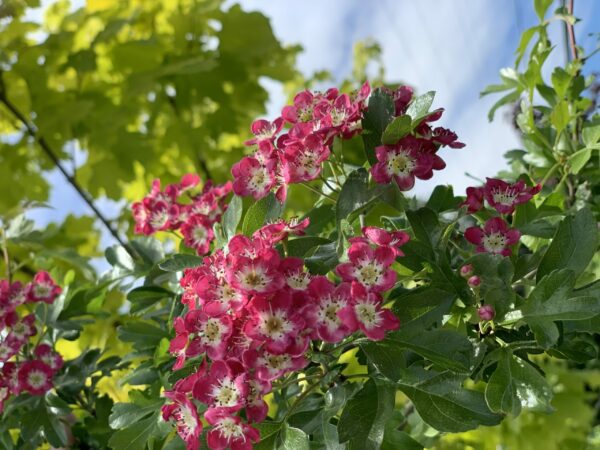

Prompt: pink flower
[
  {"left": 242, "top": 347, "right": 307, "bottom": 382},
  {"left": 462, "top": 187, "right": 485, "bottom": 213},
  {"left": 169, "top": 318, "right": 190, "bottom": 370},
  {"left": 281, "top": 134, "right": 330, "bottom": 183},
  {"left": 0, "top": 280, "right": 26, "bottom": 310},
  {"left": 162, "top": 390, "right": 202, "bottom": 450},
  {"left": 9, "top": 313, "right": 37, "bottom": 342},
  {"left": 305, "top": 277, "right": 353, "bottom": 343},
  {"left": 2, "top": 362, "right": 20, "bottom": 395},
  {"left": 390, "top": 85, "right": 413, "bottom": 115},
  {"left": 193, "top": 360, "right": 247, "bottom": 413},
  {"left": 360, "top": 226, "right": 410, "bottom": 257},
  {"left": 467, "top": 275, "right": 481, "bottom": 288},
  {"left": 34, "top": 344, "right": 64, "bottom": 372},
  {"left": 280, "top": 257, "right": 311, "bottom": 292},
  {"left": 18, "top": 360, "right": 54, "bottom": 395},
  {"left": 338, "top": 283, "right": 400, "bottom": 341},
  {"left": 25, "top": 272, "right": 61, "bottom": 304},
  {"left": 205, "top": 409, "right": 259, "bottom": 450},
  {"left": 371, "top": 137, "right": 434, "bottom": 191},
  {"left": 227, "top": 248, "right": 284, "bottom": 296},
  {"left": 459, "top": 264, "right": 474, "bottom": 278},
  {"left": 181, "top": 215, "right": 215, "bottom": 255},
  {"left": 430, "top": 127, "right": 465, "bottom": 148},
  {"left": 185, "top": 310, "right": 233, "bottom": 360},
  {"left": 245, "top": 118, "right": 284, "bottom": 146},
  {"left": 483, "top": 178, "right": 541, "bottom": 215},
  {"left": 336, "top": 242, "right": 397, "bottom": 293},
  {"left": 0, "top": 338, "right": 20, "bottom": 363},
  {"left": 244, "top": 377, "right": 271, "bottom": 423},
  {"left": 243, "top": 291, "right": 305, "bottom": 355},
  {"left": 464, "top": 217, "right": 521, "bottom": 256},
  {"left": 253, "top": 218, "right": 310, "bottom": 245},
  {"left": 478, "top": 305, "right": 496, "bottom": 321},
  {"left": 231, "top": 156, "right": 277, "bottom": 200}
]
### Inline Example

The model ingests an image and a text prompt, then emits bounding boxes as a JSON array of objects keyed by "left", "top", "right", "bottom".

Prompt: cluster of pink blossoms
[
  {"left": 371, "top": 86, "right": 464, "bottom": 191},
  {"left": 232, "top": 83, "right": 371, "bottom": 201},
  {"left": 161, "top": 222, "right": 406, "bottom": 450},
  {"left": 132, "top": 174, "right": 232, "bottom": 255},
  {"left": 462, "top": 178, "right": 540, "bottom": 257},
  {"left": 232, "top": 83, "right": 464, "bottom": 200},
  {"left": 0, "top": 272, "right": 64, "bottom": 411}
]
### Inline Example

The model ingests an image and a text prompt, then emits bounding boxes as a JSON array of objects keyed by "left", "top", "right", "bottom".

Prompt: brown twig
[
  {"left": 0, "top": 73, "right": 136, "bottom": 259},
  {"left": 566, "top": 0, "right": 578, "bottom": 61}
]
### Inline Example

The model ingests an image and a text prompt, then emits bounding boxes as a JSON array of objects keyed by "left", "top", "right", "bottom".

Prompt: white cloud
[{"left": 238, "top": 0, "right": 526, "bottom": 197}]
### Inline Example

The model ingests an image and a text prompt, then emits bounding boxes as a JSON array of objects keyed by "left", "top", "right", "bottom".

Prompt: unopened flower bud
[
  {"left": 468, "top": 275, "right": 481, "bottom": 288},
  {"left": 478, "top": 305, "right": 495, "bottom": 321},
  {"left": 460, "top": 264, "right": 473, "bottom": 278}
]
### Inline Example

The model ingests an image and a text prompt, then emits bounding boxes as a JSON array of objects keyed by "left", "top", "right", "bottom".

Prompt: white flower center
[
  {"left": 482, "top": 232, "right": 507, "bottom": 253},
  {"left": 238, "top": 267, "right": 271, "bottom": 292},
  {"left": 216, "top": 417, "right": 245, "bottom": 440},
  {"left": 174, "top": 405, "right": 198, "bottom": 436},
  {"left": 33, "top": 284, "right": 51, "bottom": 298},
  {"left": 259, "top": 310, "right": 293, "bottom": 341},
  {"left": 492, "top": 188, "right": 517, "bottom": 206},
  {"left": 192, "top": 225, "right": 207, "bottom": 243},
  {"left": 150, "top": 209, "right": 169, "bottom": 229},
  {"left": 317, "top": 296, "right": 346, "bottom": 329},
  {"left": 28, "top": 371, "right": 47, "bottom": 389},
  {"left": 200, "top": 319, "right": 223, "bottom": 344},
  {"left": 249, "top": 167, "right": 271, "bottom": 192},
  {"left": 355, "top": 303, "right": 382, "bottom": 329},
  {"left": 212, "top": 378, "right": 240, "bottom": 408},
  {"left": 387, "top": 151, "right": 415, "bottom": 176},
  {"left": 354, "top": 260, "right": 383, "bottom": 287}
]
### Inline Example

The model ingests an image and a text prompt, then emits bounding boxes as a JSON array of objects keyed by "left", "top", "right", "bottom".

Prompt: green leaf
[
  {"left": 287, "top": 236, "right": 332, "bottom": 257},
  {"left": 405, "top": 91, "right": 435, "bottom": 124},
  {"left": 305, "top": 242, "right": 339, "bottom": 275},
  {"left": 466, "top": 253, "right": 515, "bottom": 318},
  {"left": 336, "top": 168, "right": 370, "bottom": 225},
  {"left": 425, "top": 185, "right": 460, "bottom": 212},
  {"left": 390, "top": 287, "right": 455, "bottom": 335},
  {"left": 389, "top": 329, "right": 474, "bottom": 373},
  {"left": 534, "top": 0, "right": 553, "bottom": 19},
  {"left": 338, "top": 379, "right": 395, "bottom": 449},
  {"left": 109, "top": 401, "right": 163, "bottom": 430},
  {"left": 397, "top": 369, "right": 502, "bottom": 432},
  {"left": 487, "top": 90, "right": 520, "bottom": 121},
  {"left": 242, "top": 193, "right": 282, "bottom": 236},
  {"left": 582, "top": 120, "right": 600, "bottom": 146},
  {"left": 21, "top": 400, "right": 69, "bottom": 448},
  {"left": 127, "top": 286, "right": 173, "bottom": 305},
  {"left": 105, "top": 245, "right": 135, "bottom": 271},
  {"left": 485, "top": 349, "right": 553, "bottom": 416},
  {"left": 551, "top": 67, "right": 571, "bottom": 98},
  {"left": 222, "top": 194, "right": 242, "bottom": 239},
  {"left": 382, "top": 115, "right": 411, "bottom": 145},
  {"left": 361, "top": 88, "right": 395, "bottom": 165},
  {"left": 360, "top": 340, "right": 406, "bottom": 382},
  {"left": 567, "top": 147, "right": 592, "bottom": 174},
  {"left": 537, "top": 208, "right": 598, "bottom": 281},
  {"left": 108, "top": 412, "right": 161, "bottom": 450},
  {"left": 117, "top": 321, "right": 169, "bottom": 348},
  {"left": 278, "top": 424, "right": 309, "bottom": 450},
  {"left": 158, "top": 254, "right": 203, "bottom": 272},
  {"left": 550, "top": 100, "right": 570, "bottom": 134},
  {"left": 523, "top": 269, "right": 600, "bottom": 322},
  {"left": 405, "top": 207, "right": 440, "bottom": 248}
]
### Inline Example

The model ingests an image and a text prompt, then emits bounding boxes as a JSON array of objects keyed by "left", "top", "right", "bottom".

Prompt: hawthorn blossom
[
  {"left": 193, "top": 360, "right": 247, "bottom": 412},
  {"left": 464, "top": 217, "right": 521, "bottom": 256},
  {"left": 18, "top": 360, "right": 54, "bottom": 395},
  {"left": 227, "top": 248, "right": 284, "bottom": 296},
  {"left": 25, "top": 271, "right": 61, "bottom": 304},
  {"left": 181, "top": 215, "right": 214, "bottom": 255},
  {"left": 244, "top": 118, "right": 284, "bottom": 147},
  {"left": 359, "top": 226, "right": 410, "bottom": 257},
  {"left": 185, "top": 310, "right": 233, "bottom": 360},
  {"left": 205, "top": 409, "right": 259, "bottom": 450},
  {"left": 253, "top": 217, "right": 310, "bottom": 245},
  {"left": 162, "top": 390, "right": 202, "bottom": 450},
  {"left": 462, "top": 186, "right": 485, "bottom": 213},
  {"left": 242, "top": 347, "right": 307, "bottom": 382},
  {"left": 371, "top": 137, "right": 434, "bottom": 191},
  {"left": 336, "top": 242, "right": 397, "bottom": 293},
  {"left": 338, "top": 283, "right": 400, "bottom": 341},
  {"left": 34, "top": 344, "right": 64, "bottom": 372},
  {"left": 483, "top": 178, "right": 541, "bottom": 215},
  {"left": 231, "top": 156, "right": 277, "bottom": 200},
  {"left": 304, "top": 277, "right": 353, "bottom": 343}
]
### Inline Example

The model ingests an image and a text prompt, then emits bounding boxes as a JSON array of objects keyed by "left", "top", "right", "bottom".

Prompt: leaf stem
[{"left": 299, "top": 182, "right": 337, "bottom": 202}]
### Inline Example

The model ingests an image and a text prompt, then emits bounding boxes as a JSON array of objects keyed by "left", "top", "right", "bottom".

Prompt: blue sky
[{"left": 21, "top": 0, "right": 600, "bottom": 257}]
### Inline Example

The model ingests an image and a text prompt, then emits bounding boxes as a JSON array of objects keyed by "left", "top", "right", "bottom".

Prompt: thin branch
[
  {"left": 566, "top": 0, "right": 578, "bottom": 61},
  {"left": 1, "top": 229, "right": 10, "bottom": 282},
  {"left": 0, "top": 74, "right": 136, "bottom": 258}
]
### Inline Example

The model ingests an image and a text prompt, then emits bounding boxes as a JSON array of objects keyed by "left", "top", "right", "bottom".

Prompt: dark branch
[
  {"left": 567, "top": 0, "right": 578, "bottom": 61},
  {"left": 0, "top": 73, "right": 137, "bottom": 259}
]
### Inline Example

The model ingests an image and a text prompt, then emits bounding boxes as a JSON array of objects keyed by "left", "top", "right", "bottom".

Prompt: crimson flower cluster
[
  {"left": 161, "top": 222, "right": 406, "bottom": 450},
  {"left": 462, "top": 178, "right": 540, "bottom": 257},
  {"left": 0, "top": 272, "right": 64, "bottom": 412},
  {"left": 371, "top": 86, "right": 464, "bottom": 191},
  {"left": 231, "top": 83, "right": 371, "bottom": 202},
  {"left": 132, "top": 174, "right": 232, "bottom": 255}
]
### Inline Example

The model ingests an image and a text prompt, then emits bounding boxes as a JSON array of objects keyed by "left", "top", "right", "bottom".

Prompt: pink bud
[
  {"left": 468, "top": 275, "right": 481, "bottom": 288},
  {"left": 478, "top": 305, "right": 495, "bottom": 321},
  {"left": 460, "top": 264, "right": 473, "bottom": 278}
]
